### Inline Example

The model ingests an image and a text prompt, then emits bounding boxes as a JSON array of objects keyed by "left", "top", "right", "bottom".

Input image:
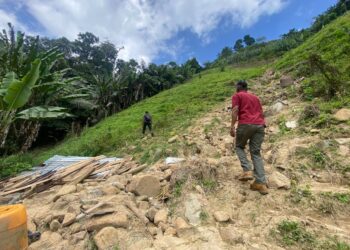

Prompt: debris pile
[{"left": 0, "top": 156, "right": 145, "bottom": 202}]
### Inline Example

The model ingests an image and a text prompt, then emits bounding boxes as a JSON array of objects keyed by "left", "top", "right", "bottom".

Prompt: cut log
[
  {"left": 75, "top": 198, "right": 113, "bottom": 221},
  {"left": 124, "top": 164, "right": 148, "bottom": 175}
]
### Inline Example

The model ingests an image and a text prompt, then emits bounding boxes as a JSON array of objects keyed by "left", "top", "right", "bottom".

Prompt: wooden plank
[
  {"left": 123, "top": 164, "right": 147, "bottom": 175},
  {"left": 69, "top": 162, "right": 101, "bottom": 185},
  {"left": 0, "top": 177, "right": 53, "bottom": 196},
  {"left": 53, "top": 156, "right": 105, "bottom": 181},
  {"left": 2, "top": 175, "right": 38, "bottom": 191}
]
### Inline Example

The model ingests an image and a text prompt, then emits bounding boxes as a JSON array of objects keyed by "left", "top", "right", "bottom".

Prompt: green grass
[
  {"left": 289, "top": 186, "right": 313, "bottom": 204},
  {"left": 276, "top": 12, "right": 350, "bottom": 74},
  {"left": 274, "top": 220, "right": 315, "bottom": 247},
  {"left": 0, "top": 66, "right": 264, "bottom": 177},
  {"left": 321, "top": 192, "right": 350, "bottom": 204},
  {"left": 173, "top": 180, "right": 185, "bottom": 198}
]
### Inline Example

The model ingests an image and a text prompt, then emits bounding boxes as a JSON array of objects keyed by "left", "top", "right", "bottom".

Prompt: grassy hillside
[
  {"left": 0, "top": 66, "right": 263, "bottom": 177},
  {"left": 276, "top": 12, "right": 350, "bottom": 73}
]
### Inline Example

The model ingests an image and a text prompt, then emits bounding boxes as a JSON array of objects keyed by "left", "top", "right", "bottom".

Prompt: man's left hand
[{"left": 230, "top": 127, "right": 235, "bottom": 137}]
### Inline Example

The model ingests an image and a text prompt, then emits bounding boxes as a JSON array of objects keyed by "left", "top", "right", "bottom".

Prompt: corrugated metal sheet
[{"left": 21, "top": 155, "right": 122, "bottom": 176}]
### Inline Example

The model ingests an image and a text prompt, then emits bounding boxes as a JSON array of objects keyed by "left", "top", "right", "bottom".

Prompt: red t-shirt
[{"left": 232, "top": 90, "right": 265, "bottom": 125}]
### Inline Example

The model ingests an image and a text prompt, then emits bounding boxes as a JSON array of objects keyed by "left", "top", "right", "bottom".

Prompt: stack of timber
[{"left": 0, "top": 156, "right": 145, "bottom": 201}]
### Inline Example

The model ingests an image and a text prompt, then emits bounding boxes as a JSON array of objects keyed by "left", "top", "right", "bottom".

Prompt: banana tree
[{"left": 0, "top": 59, "right": 72, "bottom": 149}]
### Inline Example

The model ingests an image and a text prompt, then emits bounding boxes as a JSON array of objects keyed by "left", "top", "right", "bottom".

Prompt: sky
[{"left": 0, "top": 0, "right": 339, "bottom": 65}]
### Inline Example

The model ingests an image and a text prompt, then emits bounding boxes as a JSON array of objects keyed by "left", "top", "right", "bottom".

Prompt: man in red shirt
[{"left": 230, "top": 80, "right": 268, "bottom": 195}]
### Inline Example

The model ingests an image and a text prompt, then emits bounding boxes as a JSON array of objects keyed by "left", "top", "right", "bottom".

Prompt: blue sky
[{"left": 0, "top": 0, "right": 339, "bottom": 65}]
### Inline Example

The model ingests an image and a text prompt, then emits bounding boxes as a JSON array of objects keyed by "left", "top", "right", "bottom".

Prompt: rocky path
[{"left": 23, "top": 71, "right": 350, "bottom": 249}]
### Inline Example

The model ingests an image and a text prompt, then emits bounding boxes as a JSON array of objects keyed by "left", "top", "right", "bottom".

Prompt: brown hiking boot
[
  {"left": 238, "top": 171, "right": 254, "bottom": 181},
  {"left": 250, "top": 182, "right": 269, "bottom": 195}
]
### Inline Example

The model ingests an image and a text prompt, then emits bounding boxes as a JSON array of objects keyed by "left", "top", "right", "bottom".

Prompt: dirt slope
[{"left": 22, "top": 70, "right": 350, "bottom": 250}]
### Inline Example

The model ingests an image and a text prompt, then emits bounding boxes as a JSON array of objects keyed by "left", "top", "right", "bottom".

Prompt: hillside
[
  {"left": 1, "top": 10, "right": 350, "bottom": 250},
  {"left": 3, "top": 14, "right": 350, "bottom": 177},
  {"left": 276, "top": 12, "right": 350, "bottom": 72},
  {"left": 0, "top": 66, "right": 264, "bottom": 177}
]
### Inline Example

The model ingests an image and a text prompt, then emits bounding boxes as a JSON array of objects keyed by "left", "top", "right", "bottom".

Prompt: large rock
[
  {"left": 219, "top": 226, "right": 244, "bottom": 245},
  {"left": 86, "top": 213, "right": 128, "bottom": 231},
  {"left": 154, "top": 208, "right": 168, "bottom": 225},
  {"left": 127, "top": 175, "right": 161, "bottom": 197},
  {"left": 267, "top": 171, "right": 290, "bottom": 190},
  {"left": 174, "top": 217, "right": 192, "bottom": 237},
  {"left": 339, "top": 145, "right": 349, "bottom": 156},
  {"left": 334, "top": 108, "right": 350, "bottom": 121},
  {"left": 146, "top": 207, "right": 158, "bottom": 222},
  {"left": 28, "top": 231, "right": 67, "bottom": 250},
  {"left": 174, "top": 217, "right": 191, "bottom": 231},
  {"left": 27, "top": 218, "right": 36, "bottom": 232},
  {"left": 169, "top": 167, "right": 190, "bottom": 188},
  {"left": 62, "top": 213, "right": 75, "bottom": 227},
  {"left": 93, "top": 227, "right": 119, "bottom": 250},
  {"left": 168, "top": 135, "right": 179, "bottom": 143},
  {"left": 49, "top": 219, "right": 61, "bottom": 232},
  {"left": 101, "top": 186, "right": 119, "bottom": 195},
  {"left": 285, "top": 120, "right": 298, "bottom": 129},
  {"left": 213, "top": 211, "right": 230, "bottom": 222},
  {"left": 153, "top": 236, "right": 188, "bottom": 249},
  {"left": 53, "top": 185, "right": 77, "bottom": 201},
  {"left": 280, "top": 76, "right": 294, "bottom": 88},
  {"left": 267, "top": 101, "right": 286, "bottom": 116},
  {"left": 335, "top": 138, "right": 350, "bottom": 145},
  {"left": 128, "top": 238, "right": 153, "bottom": 250},
  {"left": 184, "top": 193, "right": 202, "bottom": 226}
]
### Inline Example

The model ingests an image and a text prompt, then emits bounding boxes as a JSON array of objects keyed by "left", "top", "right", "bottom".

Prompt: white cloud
[
  {"left": 4, "top": 0, "right": 286, "bottom": 62},
  {"left": 0, "top": 9, "right": 24, "bottom": 31}
]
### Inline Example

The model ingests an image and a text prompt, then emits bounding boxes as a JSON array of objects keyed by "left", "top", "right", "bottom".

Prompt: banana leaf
[
  {"left": 4, "top": 59, "right": 41, "bottom": 110},
  {"left": 16, "top": 106, "right": 73, "bottom": 120}
]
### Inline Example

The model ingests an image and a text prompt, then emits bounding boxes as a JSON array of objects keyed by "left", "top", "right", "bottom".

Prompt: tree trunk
[
  {"left": 0, "top": 110, "right": 16, "bottom": 149},
  {"left": 20, "top": 122, "right": 41, "bottom": 153}
]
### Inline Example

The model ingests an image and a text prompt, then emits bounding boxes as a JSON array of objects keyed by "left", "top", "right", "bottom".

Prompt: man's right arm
[{"left": 231, "top": 95, "right": 239, "bottom": 137}]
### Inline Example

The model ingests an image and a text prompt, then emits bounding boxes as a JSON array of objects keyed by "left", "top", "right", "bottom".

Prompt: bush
[
  {"left": 0, "top": 155, "right": 33, "bottom": 178},
  {"left": 275, "top": 220, "right": 315, "bottom": 247},
  {"left": 307, "top": 54, "right": 346, "bottom": 99}
]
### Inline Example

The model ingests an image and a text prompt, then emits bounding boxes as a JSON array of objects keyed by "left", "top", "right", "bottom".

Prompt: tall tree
[
  {"left": 219, "top": 47, "right": 233, "bottom": 59},
  {"left": 233, "top": 39, "right": 244, "bottom": 51},
  {"left": 243, "top": 35, "right": 256, "bottom": 46}
]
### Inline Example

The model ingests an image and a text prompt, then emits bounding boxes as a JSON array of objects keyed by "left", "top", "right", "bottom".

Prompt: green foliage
[
  {"left": 243, "top": 35, "right": 256, "bottom": 46},
  {"left": 1, "top": 59, "right": 41, "bottom": 110},
  {"left": 233, "top": 39, "right": 244, "bottom": 51},
  {"left": 296, "top": 144, "right": 330, "bottom": 169},
  {"left": 321, "top": 192, "right": 350, "bottom": 204},
  {"left": 173, "top": 181, "right": 184, "bottom": 198},
  {"left": 275, "top": 220, "right": 315, "bottom": 247},
  {"left": 304, "top": 53, "right": 347, "bottom": 99},
  {"left": 199, "top": 210, "right": 209, "bottom": 222},
  {"left": 200, "top": 179, "right": 217, "bottom": 191},
  {"left": 16, "top": 106, "right": 72, "bottom": 120},
  {"left": 276, "top": 13, "right": 350, "bottom": 76},
  {"left": 277, "top": 116, "right": 291, "bottom": 135},
  {"left": 319, "top": 237, "right": 350, "bottom": 250},
  {"left": 0, "top": 154, "right": 33, "bottom": 178},
  {"left": 289, "top": 186, "right": 313, "bottom": 204}
]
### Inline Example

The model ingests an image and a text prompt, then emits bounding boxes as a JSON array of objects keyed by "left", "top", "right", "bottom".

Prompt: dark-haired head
[
  {"left": 236, "top": 80, "right": 248, "bottom": 92},
  {"left": 145, "top": 111, "right": 149, "bottom": 114}
]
